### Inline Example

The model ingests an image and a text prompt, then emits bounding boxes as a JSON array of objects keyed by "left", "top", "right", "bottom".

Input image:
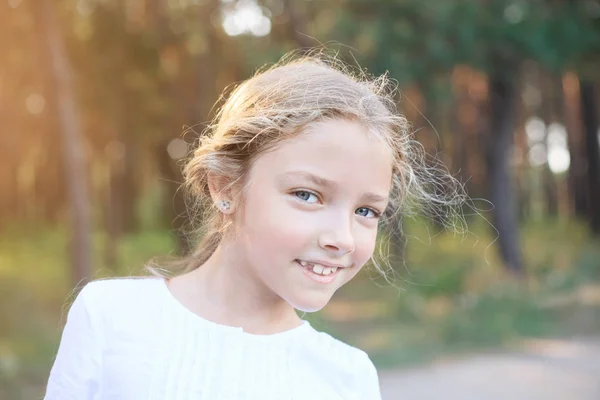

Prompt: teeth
[
  {"left": 298, "top": 260, "right": 340, "bottom": 276},
  {"left": 311, "top": 264, "right": 336, "bottom": 276},
  {"left": 312, "top": 264, "right": 324, "bottom": 274}
]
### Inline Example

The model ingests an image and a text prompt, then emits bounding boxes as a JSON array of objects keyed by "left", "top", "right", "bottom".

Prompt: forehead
[{"left": 250, "top": 119, "right": 393, "bottom": 193}]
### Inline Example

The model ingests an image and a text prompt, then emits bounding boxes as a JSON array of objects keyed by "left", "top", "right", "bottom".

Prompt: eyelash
[
  {"left": 292, "top": 190, "right": 382, "bottom": 219},
  {"left": 293, "top": 190, "right": 320, "bottom": 204},
  {"left": 356, "top": 207, "right": 381, "bottom": 219}
]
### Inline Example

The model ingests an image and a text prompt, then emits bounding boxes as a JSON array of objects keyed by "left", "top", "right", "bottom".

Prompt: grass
[{"left": 1, "top": 218, "right": 599, "bottom": 398}]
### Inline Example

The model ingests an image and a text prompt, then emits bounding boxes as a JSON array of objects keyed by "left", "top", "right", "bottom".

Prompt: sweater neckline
[{"left": 155, "top": 277, "right": 312, "bottom": 341}]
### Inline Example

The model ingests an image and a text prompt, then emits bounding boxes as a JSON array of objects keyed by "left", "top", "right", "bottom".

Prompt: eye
[
  {"left": 293, "top": 190, "right": 320, "bottom": 204},
  {"left": 356, "top": 207, "right": 380, "bottom": 219}
]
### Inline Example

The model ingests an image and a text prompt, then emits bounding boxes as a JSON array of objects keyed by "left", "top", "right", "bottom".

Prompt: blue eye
[
  {"left": 356, "top": 207, "right": 380, "bottom": 219},
  {"left": 294, "top": 190, "right": 319, "bottom": 204}
]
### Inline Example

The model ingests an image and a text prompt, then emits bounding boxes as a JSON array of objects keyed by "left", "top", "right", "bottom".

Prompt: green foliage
[{"left": 318, "top": 0, "right": 600, "bottom": 86}]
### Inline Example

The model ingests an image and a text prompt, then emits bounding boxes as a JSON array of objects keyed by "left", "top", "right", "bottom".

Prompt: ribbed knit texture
[{"left": 44, "top": 277, "right": 381, "bottom": 400}]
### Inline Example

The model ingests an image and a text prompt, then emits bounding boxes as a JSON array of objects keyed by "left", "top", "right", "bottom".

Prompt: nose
[{"left": 317, "top": 216, "right": 355, "bottom": 256}]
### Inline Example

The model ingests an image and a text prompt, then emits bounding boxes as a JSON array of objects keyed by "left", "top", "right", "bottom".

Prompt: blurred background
[{"left": 2, "top": 0, "right": 600, "bottom": 398}]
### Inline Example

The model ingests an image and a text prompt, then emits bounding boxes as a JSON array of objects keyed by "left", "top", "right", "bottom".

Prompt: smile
[
  {"left": 295, "top": 260, "right": 345, "bottom": 284},
  {"left": 297, "top": 260, "right": 339, "bottom": 275}
]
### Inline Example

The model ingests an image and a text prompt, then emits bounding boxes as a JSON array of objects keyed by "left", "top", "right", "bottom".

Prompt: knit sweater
[{"left": 44, "top": 277, "right": 382, "bottom": 399}]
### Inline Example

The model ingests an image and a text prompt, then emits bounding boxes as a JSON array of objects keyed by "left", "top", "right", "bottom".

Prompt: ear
[{"left": 207, "top": 173, "right": 236, "bottom": 214}]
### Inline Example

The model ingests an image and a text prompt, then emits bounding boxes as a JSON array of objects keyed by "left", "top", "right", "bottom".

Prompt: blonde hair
[{"left": 147, "top": 51, "right": 466, "bottom": 279}]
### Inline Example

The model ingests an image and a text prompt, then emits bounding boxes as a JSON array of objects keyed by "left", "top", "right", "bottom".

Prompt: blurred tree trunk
[
  {"left": 119, "top": 116, "right": 141, "bottom": 234},
  {"left": 451, "top": 67, "right": 487, "bottom": 221},
  {"left": 562, "top": 73, "right": 588, "bottom": 218},
  {"left": 548, "top": 75, "right": 571, "bottom": 220},
  {"left": 105, "top": 170, "right": 119, "bottom": 267},
  {"left": 147, "top": 0, "right": 186, "bottom": 254},
  {"left": 423, "top": 85, "right": 447, "bottom": 232},
  {"left": 114, "top": 5, "right": 141, "bottom": 236},
  {"left": 580, "top": 81, "right": 600, "bottom": 235},
  {"left": 157, "top": 138, "right": 191, "bottom": 254},
  {"left": 485, "top": 74, "right": 523, "bottom": 274},
  {"left": 36, "top": 0, "right": 92, "bottom": 285},
  {"left": 104, "top": 140, "right": 125, "bottom": 267},
  {"left": 451, "top": 99, "right": 468, "bottom": 185},
  {"left": 149, "top": 0, "right": 223, "bottom": 255}
]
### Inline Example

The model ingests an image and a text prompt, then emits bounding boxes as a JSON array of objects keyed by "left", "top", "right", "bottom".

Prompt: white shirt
[{"left": 44, "top": 277, "right": 382, "bottom": 400}]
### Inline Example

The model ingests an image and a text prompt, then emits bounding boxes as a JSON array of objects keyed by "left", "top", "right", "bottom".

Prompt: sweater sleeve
[
  {"left": 44, "top": 282, "right": 103, "bottom": 400},
  {"left": 360, "top": 352, "right": 382, "bottom": 400}
]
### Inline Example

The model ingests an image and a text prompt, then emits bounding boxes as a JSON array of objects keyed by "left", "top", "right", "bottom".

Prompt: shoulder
[
  {"left": 75, "top": 276, "right": 164, "bottom": 309},
  {"left": 308, "top": 329, "right": 377, "bottom": 371},
  {"left": 72, "top": 276, "right": 167, "bottom": 330},
  {"left": 80, "top": 276, "right": 165, "bottom": 299},
  {"left": 297, "top": 328, "right": 380, "bottom": 395},
  {"left": 293, "top": 328, "right": 381, "bottom": 398}
]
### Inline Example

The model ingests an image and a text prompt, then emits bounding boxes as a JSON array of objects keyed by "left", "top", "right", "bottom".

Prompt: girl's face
[{"left": 234, "top": 119, "right": 393, "bottom": 312}]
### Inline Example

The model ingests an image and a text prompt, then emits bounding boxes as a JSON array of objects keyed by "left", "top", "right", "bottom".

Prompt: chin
[{"left": 287, "top": 294, "right": 333, "bottom": 313}]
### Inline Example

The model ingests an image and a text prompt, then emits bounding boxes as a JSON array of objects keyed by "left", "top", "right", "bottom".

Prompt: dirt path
[{"left": 378, "top": 338, "right": 600, "bottom": 399}]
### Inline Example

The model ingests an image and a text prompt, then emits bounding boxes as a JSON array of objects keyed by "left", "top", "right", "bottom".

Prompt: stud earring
[{"left": 218, "top": 200, "right": 231, "bottom": 211}]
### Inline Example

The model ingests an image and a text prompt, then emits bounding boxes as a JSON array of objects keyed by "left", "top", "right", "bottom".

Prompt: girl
[{"left": 44, "top": 52, "right": 462, "bottom": 399}]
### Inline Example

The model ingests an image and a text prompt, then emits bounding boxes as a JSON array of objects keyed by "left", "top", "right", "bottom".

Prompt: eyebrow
[
  {"left": 280, "top": 171, "right": 389, "bottom": 204},
  {"left": 281, "top": 171, "right": 338, "bottom": 189},
  {"left": 362, "top": 192, "right": 389, "bottom": 204}
]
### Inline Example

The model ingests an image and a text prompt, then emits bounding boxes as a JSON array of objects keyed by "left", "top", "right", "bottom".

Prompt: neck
[{"left": 183, "top": 240, "right": 302, "bottom": 335}]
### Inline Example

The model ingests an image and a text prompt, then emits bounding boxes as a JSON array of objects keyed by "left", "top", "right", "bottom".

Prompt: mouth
[{"left": 294, "top": 259, "right": 345, "bottom": 284}]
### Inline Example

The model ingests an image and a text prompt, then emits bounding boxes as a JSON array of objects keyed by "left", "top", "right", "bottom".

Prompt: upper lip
[{"left": 297, "top": 259, "right": 349, "bottom": 269}]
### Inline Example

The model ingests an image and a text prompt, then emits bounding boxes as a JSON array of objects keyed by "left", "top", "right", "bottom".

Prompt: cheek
[
  {"left": 240, "top": 195, "right": 314, "bottom": 255},
  {"left": 337, "top": 228, "right": 378, "bottom": 285},
  {"left": 353, "top": 228, "right": 379, "bottom": 265}
]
